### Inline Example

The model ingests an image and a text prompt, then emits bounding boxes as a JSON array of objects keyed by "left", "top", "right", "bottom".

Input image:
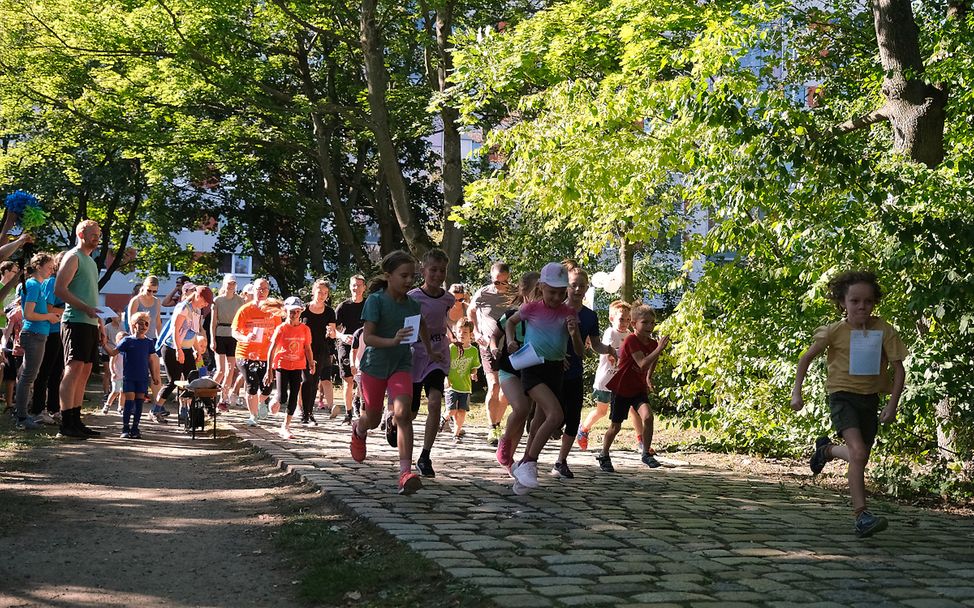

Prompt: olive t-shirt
[{"left": 813, "top": 317, "right": 907, "bottom": 395}]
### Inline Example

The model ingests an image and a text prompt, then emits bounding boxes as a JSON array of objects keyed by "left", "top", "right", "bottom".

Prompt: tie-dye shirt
[
  {"left": 408, "top": 286, "right": 455, "bottom": 381},
  {"left": 519, "top": 300, "right": 576, "bottom": 361}
]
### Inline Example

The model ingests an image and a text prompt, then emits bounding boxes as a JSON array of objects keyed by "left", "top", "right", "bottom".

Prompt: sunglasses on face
[
  {"left": 134, "top": 321, "right": 149, "bottom": 327},
  {"left": 492, "top": 280, "right": 509, "bottom": 286},
  {"left": 146, "top": 289, "right": 157, "bottom": 293}
]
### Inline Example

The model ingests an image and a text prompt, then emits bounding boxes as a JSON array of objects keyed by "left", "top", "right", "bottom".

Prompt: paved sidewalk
[{"left": 226, "top": 407, "right": 974, "bottom": 608}]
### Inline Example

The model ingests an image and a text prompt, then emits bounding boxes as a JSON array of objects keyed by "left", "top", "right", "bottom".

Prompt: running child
[
  {"left": 550, "top": 265, "right": 615, "bottom": 479},
  {"left": 505, "top": 263, "right": 583, "bottom": 494},
  {"left": 597, "top": 304, "right": 669, "bottom": 472},
  {"left": 494, "top": 272, "right": 540, "bottom": 472},
  {"left": 576, "top": 301, "right": 637, "bottom": 450},
  {"left": 791, "top": 271, "right": 906, "bottom": 538},
  {"left": 444, "top": 318, "right": 480, "bottom": 442},
  {"left": 103, "top": 312, "right": 162, "bottom": 439},
  {"left": 265, "top": 297, "right": 314, "bottom": 440},
  {"left": 349, "top": 250, "right": 441, "bottom": 495},
  {"left": 408, "top": 249, "right": 455, "bottom": 477}
]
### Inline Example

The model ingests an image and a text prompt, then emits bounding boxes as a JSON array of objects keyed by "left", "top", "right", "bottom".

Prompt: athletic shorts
[
  {"left": 62, "top": 322, "right": 100, "bottom": 365},
  {"left": 520, "top": 360, "right": 564, "bottom": 397},
  {"left": 237, "top": 359, "right": 272, "bottom": 396},
  {"left": 411, "top": 369, "right": 446, "bottom": 413},
  {"left": 123, "top": 378, "right": 150, "bottom": 395},
  {"left": 478, "top": 344, "right": 500, "bottom": 374},
  {"left": 214, "top": 336, "right": 237, "bottom": 356},
  {"left": 445, "top": 389, "right": 470, "bottom": 412},
  {"left": 336, "top": 343, "right": 354, "bottom": 379},
  {"left": 592, "top": 389, "right": 612, "bottom": 404},
  {"left": 610, "top": 392, "right": 650, "bottom": 424},
  {"left": 359, "top": 370, "right": 411, "bottom": 415},
  {"left": 3, "top": 352, "right": 21, "bottom": 381},
  {"left": 829, "top": 391, "right": 880, "bottom": 449}
]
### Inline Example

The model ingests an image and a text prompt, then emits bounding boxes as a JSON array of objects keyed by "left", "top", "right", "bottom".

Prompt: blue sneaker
[
  {"left": 810, "top": 437, "right": 832, "bottom": 475},
  {"left": 16, "top": 416, "right": 41, "bottom": 430},
  {"left": 855, "top": 511, "right": 888, "bottom": 538}
]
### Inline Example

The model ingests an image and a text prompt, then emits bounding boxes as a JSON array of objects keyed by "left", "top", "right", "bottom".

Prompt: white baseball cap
[
  {"left": 283, "top": 296, "right": 305, "bottom": 311},
  {"left": 539, "top": 262, "right": 569, "bottom": 288}
]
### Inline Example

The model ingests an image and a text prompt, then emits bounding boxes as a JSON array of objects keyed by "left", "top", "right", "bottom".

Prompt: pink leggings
[{"left": 359, "top": 371, "right": 412, "bottom": 414}]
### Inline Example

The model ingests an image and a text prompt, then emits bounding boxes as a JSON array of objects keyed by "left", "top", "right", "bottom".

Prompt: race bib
[{"left": 849, "top": 330, "right": 883, "bottom": 376}]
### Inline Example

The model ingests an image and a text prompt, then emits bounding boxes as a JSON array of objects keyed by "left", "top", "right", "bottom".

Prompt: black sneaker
[
  {"left": 550, "top": 461, "right": 574, "bottom": 479},
  {"left": 129, "top": 428, "right": 142, "bottom": 439},
  {"left": 641, "top": 453, "right": 662, "bottom": 468},
  {"left": 596, "top": 453, "right": 614, "bottom": 473},
  {"left": 385, "top": 414, "right": 397, "bottom": 448},
  {"left": 416, "top": 457, "right": 435, "bottom": 477},
  {"left": 855, "top": 511, "right": 888, "bottom": 538},
  {"left": 78, "top": 422, "right": 101, "bottom": 437},
  {"left": 342, "top": 411, "right": 353, "bottom": 425},
  {"left": 810, "top": 436, "right": 832, "bottom": 475},
  {"left": 57, "top": 425, "right": 88, "bottom": 440}
]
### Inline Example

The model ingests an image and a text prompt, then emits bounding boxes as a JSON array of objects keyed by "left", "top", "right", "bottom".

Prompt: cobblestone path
[{"left": 226, "top": 407, "right": 974, "bottom": 608}]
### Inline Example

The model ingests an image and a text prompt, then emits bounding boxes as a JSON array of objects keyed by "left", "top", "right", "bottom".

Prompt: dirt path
[{"left": 0, "top": 412, "right": 308, "bottom": 608}]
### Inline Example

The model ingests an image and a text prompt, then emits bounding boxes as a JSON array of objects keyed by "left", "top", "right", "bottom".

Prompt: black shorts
[
  {"left": 214, "top": 336, "right": 237, "bottom": 356},
  {"left": 411, "top": 369, "right": 446, "bottom": 412},
  {"left": 62, "top": 322, "right": 100, "bottom": 365},
  {"left": 237, "top": 359, "right": 272, "bottom": 396},
  {"left": 610, "top": 392, "right": 650, "bottom": 424},
  {"left": 336, "top": 343, "right": 354, "bottom": 379},
  {"left": 520, "top": 360, "right": 564, "bottom": 398},
  {"left": 829, "top": 391, "right": 880, "bottom": 449},
  {"left": 3, "top": 351, "right": 21, "bottom": 381}
]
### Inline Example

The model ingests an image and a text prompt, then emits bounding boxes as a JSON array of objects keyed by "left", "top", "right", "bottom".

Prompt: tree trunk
[
  {"left": 621, "top": 235, "right": 634, "bottom": 302},
  {"left": 99, "top": 162, "right": 143, "bottom": 288},
  {"left": 872, "top": 0, "right": 947, "bottom": 168},
  {"left": 434, "top": 1, "right": 464, "bottom": 285},
  {"left": 360, "top": 0, "right": 433, "bottom": 258}
]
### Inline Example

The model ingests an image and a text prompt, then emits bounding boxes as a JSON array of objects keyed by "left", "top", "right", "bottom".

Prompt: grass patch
[{"left": 276, "top": 512, "right": 496, "bottom": 608}]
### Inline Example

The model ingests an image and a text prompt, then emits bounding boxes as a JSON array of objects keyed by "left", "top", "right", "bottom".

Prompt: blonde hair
[
  {"left": 130, "top": 311, "right": 150, "bottom": 328},
  {"left": 75, "top": 219, "right": 98, "bottom": 237},
  {"left": 630, "top": 304, "right": 656, "bottom": 323}
]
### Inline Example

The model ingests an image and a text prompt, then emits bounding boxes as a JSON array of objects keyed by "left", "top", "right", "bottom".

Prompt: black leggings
[
  {"left": 276, "top": 369, "right": 303, "bottom": 416},
  {"left": 160, "top": 346, "right": 196, "bottom": 401},
  {"left": 561, "top": 376, "right": 585, "bottom": 437},
  {"left": 300, "top": 353, "right": 326, "bottom": 414}
]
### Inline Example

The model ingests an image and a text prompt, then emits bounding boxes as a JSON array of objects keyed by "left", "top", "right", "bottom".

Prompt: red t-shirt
[
  {"left": 269, "top": 323, "right": 312, "bottom": 370},
  {"left": 606, "top": 334, "right": 658, "bottom": 398}
]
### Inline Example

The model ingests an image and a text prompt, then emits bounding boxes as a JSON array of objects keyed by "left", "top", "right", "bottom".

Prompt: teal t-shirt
[
  {"left": 447, "top": 343, "right": 480, "bottom": 393},
  {"left": 63, "top": 248, "right": 99, "bottom": 326},
  {"left": 359, "top": 290, "right": 421, "bottom": 379}
]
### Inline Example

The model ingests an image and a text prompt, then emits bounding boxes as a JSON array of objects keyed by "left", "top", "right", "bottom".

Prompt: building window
[{"left": 219, "top": 253, "right": 253, "bottom": 276}]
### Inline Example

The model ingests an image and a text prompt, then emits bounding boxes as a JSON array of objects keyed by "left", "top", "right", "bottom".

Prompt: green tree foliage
[{"left": 451, "top": 0, "right": 974, "bottom": 497}]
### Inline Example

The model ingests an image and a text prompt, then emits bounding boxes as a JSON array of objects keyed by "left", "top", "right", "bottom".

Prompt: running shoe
[
  {"left": 101, "top": 403, "right": 110, "bottom": 415},
  {"left": 350, "top": 422, "right": 367, "bottom": 462},
  {"left": 303, "top": 413, "right": 319, "bottom": 427},
  {"left": 488, "top": 425, "right": 501, "bottom": 447},
  {"left": 217, "top": 401, "right": 230, "bottom": 413},
  {"left": 512, "top": 479, "right": 532, "bottom": 496},
  {"left": 15, "top": 416, "right": 41, "bottom": 430},
  {"left": 330, "top": 404, "right": 341, "bottom": 419},
  {"left": 120, "top": 428, "right": 131, "bottom": 439},
  {"left": 246, "top": 416, "right": 258, "bottom": 427},
  {"left": 257, "top": 401, "right": 269, "bottom": 420},
  {"left": 316, "top": 399, "right": 328, "bottom": 411},
  {"left": 575, "top": 429, "right": 589, "bottom": 451},
  {"left": 416, "top": 457, "right": 435, "bottom": 478},
  {"left": 269, "top": 400, "right": 281, "bottom": 415},
  {"left": 641, "top": 452, "right": 662, "bottom": 468},
  {"left": 385, "top": 414, "right": 397, "bottom": 448},
  {"left": 342, "top": 411, "right": 353, "bottom": 425},
  {"left": 36, "top": 411, "right": 57, "bottom": 426},
  {"left": 810, "top": 437, "right": 832, "bottom": 475},
  {"left": 77, "top": 421, "right": 101, "bottom": 437},
  {"left": 550, "top": 461, "right": 575, "bottom": 479},
  {"left": 596, "top": 453, "right": 615, "bottom": 473},
  {"left": 511, "top": 460, "right": 539, "bottom": 489},
  {"left": 496, "top": 436, "right": 514, "bottom": 468},
  {"left": 398, "top": 471, "right": 423, "bottom": 495},
  {"left": 278, "top": 427, "right": 294, "bottom": 440},
  {"left": 439, "top": 416, "right": 452, "bottom": 433},
  {"left": 855, "top": 511, "right": 888, "bottom": 538},
  {"left": 128, "top": 428, "right": 142, "bottom": 439}
]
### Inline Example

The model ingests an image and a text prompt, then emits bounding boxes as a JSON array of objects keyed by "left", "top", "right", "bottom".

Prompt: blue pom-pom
[{"left": 4, "top": 190, "right": 39, "bottom": 215}]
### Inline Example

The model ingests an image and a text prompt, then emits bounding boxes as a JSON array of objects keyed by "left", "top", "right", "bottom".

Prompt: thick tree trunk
[
  {"left": 360, "top": 0, "right": 433, "bottom": 258},
  {"left": 434, "top": 1, "right": 464, "bottom": 285},
  {"left": 872, "top": 0, "right": 947, "bottom": 168}
]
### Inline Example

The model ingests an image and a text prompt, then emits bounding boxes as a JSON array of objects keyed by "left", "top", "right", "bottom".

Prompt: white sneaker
[
  {"left": 511, "top": 460, "right": 539, "bottom": 489},
  {"left": 512, "top": 479, "right": 532, "bottom": 495},
  {"left": 101, "top": 404, "right": 110, "bottom": 415},
  {"left": 246, "top": 416, "right": 258, "bottom": 427},
  {"left": 278, "top": 427, "right": 293, "bottom": 440}
]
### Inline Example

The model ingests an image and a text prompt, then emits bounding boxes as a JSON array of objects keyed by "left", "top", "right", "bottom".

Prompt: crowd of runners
[{"left": 3, "top": 218, "right": 906, "bottom": 537}]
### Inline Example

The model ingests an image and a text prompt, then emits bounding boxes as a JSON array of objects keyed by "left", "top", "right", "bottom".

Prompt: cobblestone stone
[{"left": 229, "top": 410, "right": 974, "bottom": 608}]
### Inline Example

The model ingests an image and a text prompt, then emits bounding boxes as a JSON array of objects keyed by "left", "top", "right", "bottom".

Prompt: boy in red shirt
[
  {"left": 597, "top": 304, "right": 669, "bottom": 472},
  {"left": 265, "top": 297, "right": 314, "bottom": 439}
]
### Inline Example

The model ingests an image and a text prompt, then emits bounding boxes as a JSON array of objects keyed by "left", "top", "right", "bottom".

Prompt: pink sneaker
[
  {"left": 350, "top": 422, "right": 367, "bottom": 462},
  {"left": 496, "top": 436, "right": 514, "bottom": 468},
  {"left": 398, "top": 471, "right": 423, "bottom": 495}
]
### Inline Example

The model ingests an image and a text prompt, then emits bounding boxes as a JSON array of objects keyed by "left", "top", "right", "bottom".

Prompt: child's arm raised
[
  {"left": 880, "top": 360, "right": 905, "bottom": 423},
  {"left": 791, "top": 341, "right": 826, "bottom": 411},
  {"left": 633, "top": 336, "right": 670, "bottom": 371},
  {"left": 566, "top": 315, "right": 584, "bottom": 358}
]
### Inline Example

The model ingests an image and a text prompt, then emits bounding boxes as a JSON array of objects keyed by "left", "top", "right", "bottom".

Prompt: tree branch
[{"left": 825, "top": 107, "right": 888, "bottom": 137}]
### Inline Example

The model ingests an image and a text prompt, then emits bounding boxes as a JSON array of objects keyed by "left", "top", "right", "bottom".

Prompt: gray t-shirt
[
  {"left": 213, "top": 294, "right": 244, "bottom": 337},
  {"left": 469, "top": 285, "right": 507, "bottom": 341}
]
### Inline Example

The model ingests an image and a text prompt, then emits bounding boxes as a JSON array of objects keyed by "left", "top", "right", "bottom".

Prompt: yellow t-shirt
[{"left": 813, "top": 317, "right": 907, "bottom": 395}]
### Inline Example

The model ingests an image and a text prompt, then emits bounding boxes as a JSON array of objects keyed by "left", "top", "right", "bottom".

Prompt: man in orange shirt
[{"left": 231, "top": 278, "right": 281, "bottom": 426}]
